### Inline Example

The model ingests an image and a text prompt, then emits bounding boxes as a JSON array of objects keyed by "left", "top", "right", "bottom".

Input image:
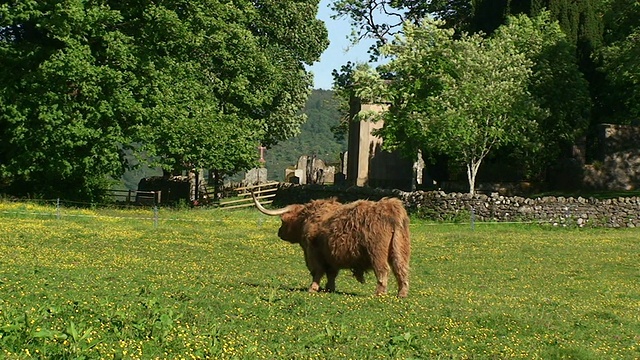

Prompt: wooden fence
[
  {"left": 108, "top": 189, "right": 161, "bottom": 205},
  {"left": 216, "top": 181, "right": 280, "bottom": 210},
  {"left": 105, "top": 181, "right": 280, "bottom": 208}
]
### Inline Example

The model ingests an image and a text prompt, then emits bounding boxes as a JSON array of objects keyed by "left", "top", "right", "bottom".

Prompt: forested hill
[{"left": 264, "top": 89, "right": 346, "bottom": 182}]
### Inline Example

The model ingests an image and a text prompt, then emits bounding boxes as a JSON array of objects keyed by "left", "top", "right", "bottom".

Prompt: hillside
[{"left": 264, "top": 89, "right": 346, "bottom": 181}]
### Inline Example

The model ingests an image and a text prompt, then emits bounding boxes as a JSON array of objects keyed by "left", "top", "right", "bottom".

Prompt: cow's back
[{"left": 318, "top": 198, "right": 408, "bottom": 268}]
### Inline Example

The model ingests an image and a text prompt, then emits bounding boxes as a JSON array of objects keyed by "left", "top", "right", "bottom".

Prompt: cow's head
[{"left": 252, "top": 192, "right": 304, "bottom": 244}]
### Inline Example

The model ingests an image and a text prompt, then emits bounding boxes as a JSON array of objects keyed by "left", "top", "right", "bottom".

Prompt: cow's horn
[{"left": 251, "top": 191, "right": 291, "bottom": 216}]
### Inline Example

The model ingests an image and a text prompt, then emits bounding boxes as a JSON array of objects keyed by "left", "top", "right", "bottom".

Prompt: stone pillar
[
  {"left": 346, "top": 98, "right": 387, "bottom": 187},
  {"left": 296, "top": 156, "right": 308, "bottom": 184}
]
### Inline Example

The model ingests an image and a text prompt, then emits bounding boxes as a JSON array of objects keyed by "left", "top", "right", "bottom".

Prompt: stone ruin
[
  {"left": 346, "top": 101, "right": 425, "bottom": 191},
  {"left": 285, "top": 155, "right": 337, "bottom": 185},
  {"left": 283, "top": 101, "right": 426, "bottom": 190},
  {"left": 241, "top": 167, "right": 268, "bottom": 186}
]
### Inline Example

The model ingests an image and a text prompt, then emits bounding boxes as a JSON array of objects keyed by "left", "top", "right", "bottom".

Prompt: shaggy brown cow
[{"left": 252, "top": 193, "right": 411, "bottom": 297}]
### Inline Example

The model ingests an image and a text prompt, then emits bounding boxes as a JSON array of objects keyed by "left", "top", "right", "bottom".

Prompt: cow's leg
[
  {"left": 368, "top": 240, "right": 392, "bottom": 296},
  {"left": 391, "top": 264, "right": 409, "bottom": 298},
  {"left": 352, "top": 268, "right": 366, "bottom": 283},
  {"left": 307, "top": 261, "right": 325, "bottom": 293},
  {"left": 309, "top": 269, "right": 324, "bottom": 293},
  {"left": 304, "top": 249, "right": 325, "bottom": 293},
  {"left": 325, "top": 268, "right": 339, "bottom": 292},
  {"left": 390, "top": 228, "right": 411, "bottom": 298},
  {"left": 371, "top": 259, "right": 390, "bottom": 296}
]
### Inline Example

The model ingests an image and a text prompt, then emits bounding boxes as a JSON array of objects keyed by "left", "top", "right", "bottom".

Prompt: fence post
[
  {"left": 470, "top": 206, "right": 475, "bottom": 231},
  {"left": 56, "top": 198, "right": 61, "bottom": 220},
  {"left": 153, "top": 205, "right": 158, "bottom": 229}
]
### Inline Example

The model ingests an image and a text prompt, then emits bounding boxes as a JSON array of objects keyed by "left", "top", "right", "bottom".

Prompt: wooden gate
[{"left": 217, "top": 181, "right": 280, "bottom": 210}]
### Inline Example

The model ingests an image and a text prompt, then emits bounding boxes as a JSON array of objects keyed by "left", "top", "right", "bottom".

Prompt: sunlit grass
[{"left": 0, "top": 201, "right": 639, "bottom": 359}]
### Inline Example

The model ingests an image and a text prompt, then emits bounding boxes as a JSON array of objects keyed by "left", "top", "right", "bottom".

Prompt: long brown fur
[{"left": 271, "top": 197, "right": 410, "bottom": 297}]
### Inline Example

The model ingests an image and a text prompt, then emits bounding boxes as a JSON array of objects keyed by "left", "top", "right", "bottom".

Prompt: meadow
[{"left": 0, "top": 201, "right": 638, "bottom": 359}]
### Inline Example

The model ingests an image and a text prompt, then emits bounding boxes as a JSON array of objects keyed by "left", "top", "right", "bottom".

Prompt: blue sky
[{"left": 307, "top": 0, "right": 377, "bottom": 90}]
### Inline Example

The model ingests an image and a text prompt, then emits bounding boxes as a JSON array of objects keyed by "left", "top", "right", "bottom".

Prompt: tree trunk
[{"left": 466, "top": 160, "right": 483, "bottom": 194}]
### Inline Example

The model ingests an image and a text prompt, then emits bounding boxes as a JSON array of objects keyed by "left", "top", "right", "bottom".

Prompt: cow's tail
[{"left": 389, "top": 215, "right": 410, "bottom": 297}]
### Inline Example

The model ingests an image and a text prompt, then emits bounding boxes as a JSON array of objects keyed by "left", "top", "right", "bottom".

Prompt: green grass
[{"left": 0, "top": 201, "right": 639, "bottom": 359}]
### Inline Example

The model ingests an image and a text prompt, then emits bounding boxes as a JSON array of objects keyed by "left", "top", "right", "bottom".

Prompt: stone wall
[{"left": 273, "top": 184, "right": 640, "bottom": 228}]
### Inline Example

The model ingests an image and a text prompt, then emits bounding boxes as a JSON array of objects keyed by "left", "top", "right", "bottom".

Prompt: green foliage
[
  {"left": 352, "top": 63, "right": 389, "bottom": 104},
  {"left": 332, "top": 7, "right": 595, "bottom": 184},
  {"left": 374, "top": 18, "right": 542, "bottom": 193},
  {"left": 264, "top": 90, "right": 346, "bottom": 181},
  {"left": 599, "top": 0, "right": 640, "bottom": 121},
  {"left": 0, "top": 0, "right": 137, "bottom": 200},
  {"left": 329, "top": 0, "right": 640, "bottom": 186},
  {"left": 1, "top": 202, "right": 639, "bottom": 358},
  {"left": 493, "top": 13, "right": 591, "bottom": 179},
  {"left": 331, "top": 61, "right": 361, "bottom": 139},
  {"left": 330, "top": 0, "right": 471, "bottom": 47},
  {"left": 536, "top": 0, "right": 603, "bottom": 48},
  {"left": 0, "top": 0, "right": 328, "bottom": 200}
]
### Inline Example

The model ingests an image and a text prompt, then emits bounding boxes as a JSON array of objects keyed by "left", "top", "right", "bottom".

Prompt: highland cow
[{"left": 252, "top": 193, "right": 411, "bottom": 297}]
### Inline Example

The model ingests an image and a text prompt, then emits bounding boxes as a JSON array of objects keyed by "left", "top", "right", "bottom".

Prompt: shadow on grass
[{"left": 240, "top": 281, "right": 362, "bottom": 297}]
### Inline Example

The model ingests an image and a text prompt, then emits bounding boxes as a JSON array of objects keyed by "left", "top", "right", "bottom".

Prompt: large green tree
[
  {"left": 0, "top": 0, "right": 140, "bottom": 200},
  {"left": 0, "top": 0, "right": 328, "bottom": 200},
  {"left": 366, "top": 19, "right": 542, "bottom": 194},
  {"left": 492, "top": 13, "right": 590, "bottom": 179},
  {"left": 332, "top": 1, "right": 594, "bottom": 181}
]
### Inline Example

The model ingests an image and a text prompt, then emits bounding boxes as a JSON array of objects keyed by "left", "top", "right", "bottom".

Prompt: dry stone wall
[{"left": 273, "top": 184, "right": 640, "bottom": 228}]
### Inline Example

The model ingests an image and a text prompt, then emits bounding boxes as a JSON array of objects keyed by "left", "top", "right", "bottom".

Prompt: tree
[
  {"left": 331, "top": 0, "right": 604, "bottom": 42},
  {"left": 0, "top": 0, "right": 142, "bottom": 200},
  {"left": 330, "top": 0, "right": 472, "bottom": 53},
  {"left": 368, "top": 19, "right": 542, "bottom": 194},
  {"left": 598, "top": 0, "right": 640, "bottom": 122},
  {"left": 129, "top": 1, "right": 328, "bottom": 176},
  {"left": 332, "top": 2, "right": 595, "bottom": 181},
  {"left": 492, "top": 13, "right": 590, "bottom": 179},
  {"left": 0, "top": 0, "right": 328, "bottom": 200}
]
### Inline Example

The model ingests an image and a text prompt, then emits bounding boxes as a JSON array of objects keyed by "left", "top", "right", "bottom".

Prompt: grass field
[{"left": 0, "top": 201, "right": 639, "bottom": 359}]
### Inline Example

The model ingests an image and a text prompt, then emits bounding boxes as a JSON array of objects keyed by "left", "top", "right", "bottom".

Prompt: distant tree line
[{"left": 332, "top": 0, "right": 639, "bottom": 193}]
